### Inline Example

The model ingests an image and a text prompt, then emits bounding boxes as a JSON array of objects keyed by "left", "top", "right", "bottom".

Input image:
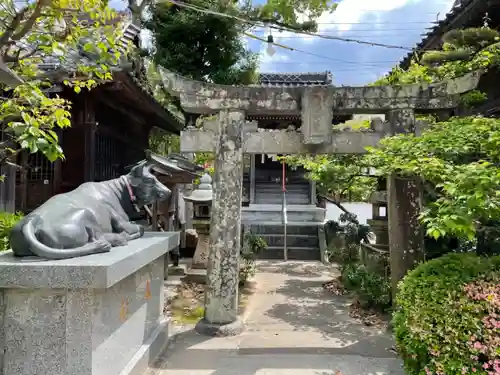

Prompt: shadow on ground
[
  {"left": 147, "top": 261, "right": 402, "bottom": 375},
  {"left": 255, "top": 260, "right": 335, "bottom": 279},
  {"left": 243, "top": 261, "right": 394, "bottom": 357},
  {"left": 148, "top": 329, "right": 403, "bottom": 375}
]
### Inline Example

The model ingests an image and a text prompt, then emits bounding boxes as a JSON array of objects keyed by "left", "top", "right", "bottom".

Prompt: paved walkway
[{"left": 147, "top": 261, "right": 404, "bottom": 375}]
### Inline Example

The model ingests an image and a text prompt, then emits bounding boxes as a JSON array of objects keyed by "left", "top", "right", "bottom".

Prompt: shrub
[
  {"left": 393, "top": 252, "right": 500, "bottom": 375},
  {"left": 239, "top": 232, "right": 267, "bottom": 285},
  {"left": 341, "top": 262, "right": 392, "bottom": 311},
  {"left": 328, "top": 243, "right": 360, "bottom": 266},
  {"left": 0, "top": 211, "right": 23, "bottom": 252}
]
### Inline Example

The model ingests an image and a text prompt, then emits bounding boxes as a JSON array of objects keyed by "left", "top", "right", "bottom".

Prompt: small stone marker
[
  {"left": 145, "top": 279, "right": 152, "bottom": 300},
  {"left": 120, "top": 297, "right": 129, "bottom": 322}
]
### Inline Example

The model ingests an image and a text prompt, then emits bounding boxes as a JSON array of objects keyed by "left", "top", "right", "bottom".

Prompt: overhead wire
[
  {"left": 244, "top": 32, "right": 402, "bottom": 66},
  {"left": 162, "top": 0, "right": 451, "bottom": 77},
  {"left": 168, "top": 0, "right": 427, "bottom": 51}
]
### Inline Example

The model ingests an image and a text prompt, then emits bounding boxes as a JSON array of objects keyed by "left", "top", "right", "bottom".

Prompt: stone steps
[
  {"left": 250, "top": 224, "right": 318, "bottom": 235},
  {"left": 258, "top": 246, "right": 321, "bottom": 261},
  {"left": 259, "top": 234, "right": 319, "bottom": 248},
  {"left": 250, "top": 224, "right": 321, "bottom": 261},
  {"left": 255, "top": 182, "right": 310, "bottom": 205}
]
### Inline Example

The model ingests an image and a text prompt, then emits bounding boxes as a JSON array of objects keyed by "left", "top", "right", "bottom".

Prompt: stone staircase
[
  {"left": 245, "top": 180, "right": 323, "bottom": 261},
  {"left": 249, "top": 224, "right": 321, "bottom": 261},
  {"left": 254, "top": 181, "right": 310, "bottom": 205}
]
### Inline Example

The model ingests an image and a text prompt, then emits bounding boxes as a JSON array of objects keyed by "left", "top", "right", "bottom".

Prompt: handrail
[
  {"left": 360, "top": 242, "right": 389, "bottom": 255},
  {"left": 282, "top": 190, "right": 288, "bottom": 261}
]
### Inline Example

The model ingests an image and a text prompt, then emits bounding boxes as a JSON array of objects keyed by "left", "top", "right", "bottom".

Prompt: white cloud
[
  {"left": 318, "top": 0, "right": 421, "bottom": 33},
  {"left": 259, "top": 45, "right": 290, "bottom": 72}
]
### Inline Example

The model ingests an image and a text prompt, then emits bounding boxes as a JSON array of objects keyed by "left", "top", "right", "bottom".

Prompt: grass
[{"left": 170, "top": 281, "right": 256, "bottom": 324}]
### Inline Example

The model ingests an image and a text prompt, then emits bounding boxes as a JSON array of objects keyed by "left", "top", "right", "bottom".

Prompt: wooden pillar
[
  {"left": 249, "top": 154, "right": 255, "bottom": 204},
  {"left": 82, "top": 95, "right": 96, "bottom": 182},
  {"left": 18, "top": 151, "right": 28, "bottom": 212},
  {"left": 387, "top": 109, "right": 425, "bottom": 300}
]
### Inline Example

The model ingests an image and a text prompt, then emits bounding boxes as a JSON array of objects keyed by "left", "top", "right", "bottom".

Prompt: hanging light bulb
[{"left": 266, "top": 34, "right": 276, "bottom": 57}]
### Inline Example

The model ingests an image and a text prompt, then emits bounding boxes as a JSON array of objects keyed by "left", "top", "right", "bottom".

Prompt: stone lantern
[{"left": 183, "top": 173, "right": 212, "bottom": 272}]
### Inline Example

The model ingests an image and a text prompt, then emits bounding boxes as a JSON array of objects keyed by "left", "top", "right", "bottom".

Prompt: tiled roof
[
  {"left": 34, "top": 19, "right": 183, "bottom": 131},
  {"left": 256, "top": 71, "right": 333, "bottom": 87},
  {"left": 398, "top": 0, "right": 489, "bottom": 69}
]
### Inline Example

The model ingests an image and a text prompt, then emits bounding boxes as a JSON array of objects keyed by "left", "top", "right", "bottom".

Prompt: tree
[
  {"left": 283, "top": 153, "right": 376, "bottom": 204},
  {"left": 145, "top": 0, "right": 338, "bottom": 86},
  {"left": 281, "top": 119, "right": 378, "bottom": 213},
  {"left": 366, "top": 26, "right": 500, "bottom": 248},
  {"left": 374, "top": 27, "right": 500, "bottom": 86},
  {"left": 0, "top": 0, "right": 126, "bottom": 166},
  {"left": 366, "top": 116, "right": 500, "bottom": 240},
  {"left": 145, "top": 0, "right": 258, "bottom": 85},
  {"left": 282, "top": 26, "right": 500, "bottom": 246}
]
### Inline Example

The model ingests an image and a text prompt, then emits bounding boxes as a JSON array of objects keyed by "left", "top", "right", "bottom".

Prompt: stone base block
[
  {"left": 168, "top": 265, "right": 187, "bottom": 276},
  {"left": 194, "top": 317, "right": 245, "bottom": 337},
  {"left": 0, "top": 232, "right": 180, "bottom": 375},
  {"left": 119, "top": 317, "right": 171, "bottom": 375},
  {"left": 184, "top": 268, "right": 207, "bottom": 284}
]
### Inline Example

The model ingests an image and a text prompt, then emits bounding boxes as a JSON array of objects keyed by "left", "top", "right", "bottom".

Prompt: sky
[
  {"left": 249, "top": 0, "right": 457, "bottom": 85},
  {"left": 110, "top": 0, "right": 457, "bottom": 86}
]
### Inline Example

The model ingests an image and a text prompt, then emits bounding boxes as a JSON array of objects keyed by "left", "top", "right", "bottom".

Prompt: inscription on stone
[
  {"left": 144, "top": 280, "right": 152, "bottom": 300},
  {"left": 119, "top": 297, "right": 129, "bottom": 322}
]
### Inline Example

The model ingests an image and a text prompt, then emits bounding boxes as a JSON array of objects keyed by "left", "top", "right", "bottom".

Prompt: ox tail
[{"left": 22, "top": 217, "right": 111, "bottom": 259}]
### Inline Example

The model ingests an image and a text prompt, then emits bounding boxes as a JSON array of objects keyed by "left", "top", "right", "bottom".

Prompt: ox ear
[
  {"left": 142, "top": 161, "right": 157, "bottom": 176},
  {"left": 130, "top": 160, "right": 148, "bottom": 177}
]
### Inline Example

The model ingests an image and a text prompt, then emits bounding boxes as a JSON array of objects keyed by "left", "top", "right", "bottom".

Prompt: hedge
[
  {"left": 393, "top": 253, "right": 500, "bottom": 375},
  {"left": 0, "top": 211, "right": 23, "bottom": 252}
]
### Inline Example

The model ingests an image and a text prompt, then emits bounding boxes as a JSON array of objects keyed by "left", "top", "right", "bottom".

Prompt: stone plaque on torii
[{"left": 158, "top": 66, "right": 481, "bottom": 336}]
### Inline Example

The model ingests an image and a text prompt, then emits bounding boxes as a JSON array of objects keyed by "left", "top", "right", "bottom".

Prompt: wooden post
[
  {"left": 83, "top": 95, "right": 96, "bottom": 182},
  {"left": 249, "top": 154, "right": 255, "bottom": 204}
]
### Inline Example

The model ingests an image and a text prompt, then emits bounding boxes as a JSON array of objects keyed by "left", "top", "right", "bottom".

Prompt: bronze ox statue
[{"left": 10, "top": 160, "right": 171, "bottom": 259}]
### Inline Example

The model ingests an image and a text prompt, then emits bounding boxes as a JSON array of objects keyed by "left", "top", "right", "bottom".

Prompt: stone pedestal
[
  {"left": 185, "top": 225, "right": 209, "bottom": 284},
  {"left": 191, "top": 221, "right": 210, "bottom": 269},
  {"left": 0, "top": 232, "right": 180, "bottom": 375},
  {"left": 367, "top": 219, "right": 389, "bottom": 246},
  {"left": 195, "top": 109, "right": 245, "bottom": 337}
]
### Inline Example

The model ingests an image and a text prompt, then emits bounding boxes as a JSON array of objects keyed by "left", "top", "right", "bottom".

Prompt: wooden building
[
  {"left": 0, "top": 21, "right": 186, "bottom": 213},
  {"left": 10, "top": 67, "right": 183, "bottom": 213}
]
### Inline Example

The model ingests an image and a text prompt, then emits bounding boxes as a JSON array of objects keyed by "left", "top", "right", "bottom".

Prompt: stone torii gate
[{"left": 159, "top": 67, "right": 481, "bottom": 336}]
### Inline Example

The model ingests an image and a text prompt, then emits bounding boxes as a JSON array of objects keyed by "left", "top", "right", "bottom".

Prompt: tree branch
[
  {"left": 0, "top": 7, "right": 28, "bottom": 47},
  {"left": 10, "top": 0, "right": 50, "bottom": 42}
]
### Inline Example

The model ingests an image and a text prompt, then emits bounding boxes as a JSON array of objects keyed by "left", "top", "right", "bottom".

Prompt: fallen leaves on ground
[
  {"left": 348, "top": 300, "right": 387, "bottom": 327},
  {"left": 322, "top": 277, "right": 346, "bottom": 295},
  {"left": 322, "top": 278, "right": 388, "bottom": 328}
]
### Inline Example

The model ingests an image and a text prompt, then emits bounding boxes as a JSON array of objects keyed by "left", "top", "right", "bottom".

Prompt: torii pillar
[
  {"left": 387, "top": 109, "right": 425, "bottom": 300},
  {"left": 195, "top": 109, "right": 246, "bottom": 336}
]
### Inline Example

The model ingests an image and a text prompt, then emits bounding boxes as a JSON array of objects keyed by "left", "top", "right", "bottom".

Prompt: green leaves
[
  {"left": 145, "top": 0, "right": 259, "bottom": 87},
  {"left": 282, "top": 153, "right": 376, "bottom": 202},
  {"left": 368, "top": 117, "right": 500, "bottom": 239},
  {"left": 256, "top": 0, "right": 337, "bottom": 28},
  {"left": 0, "top": 0, "right": 128, "bottom": 165},
  {"left": 394, "top": 253, "right": 500, "bottom": 375},
  {"left": 375, "top": 27, "right": 500, "bottom": 86}
]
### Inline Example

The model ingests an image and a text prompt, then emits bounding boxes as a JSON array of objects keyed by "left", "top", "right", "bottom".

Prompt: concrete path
[{"left": 146, "top": 261, "right": 404, "bottom": 375}]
